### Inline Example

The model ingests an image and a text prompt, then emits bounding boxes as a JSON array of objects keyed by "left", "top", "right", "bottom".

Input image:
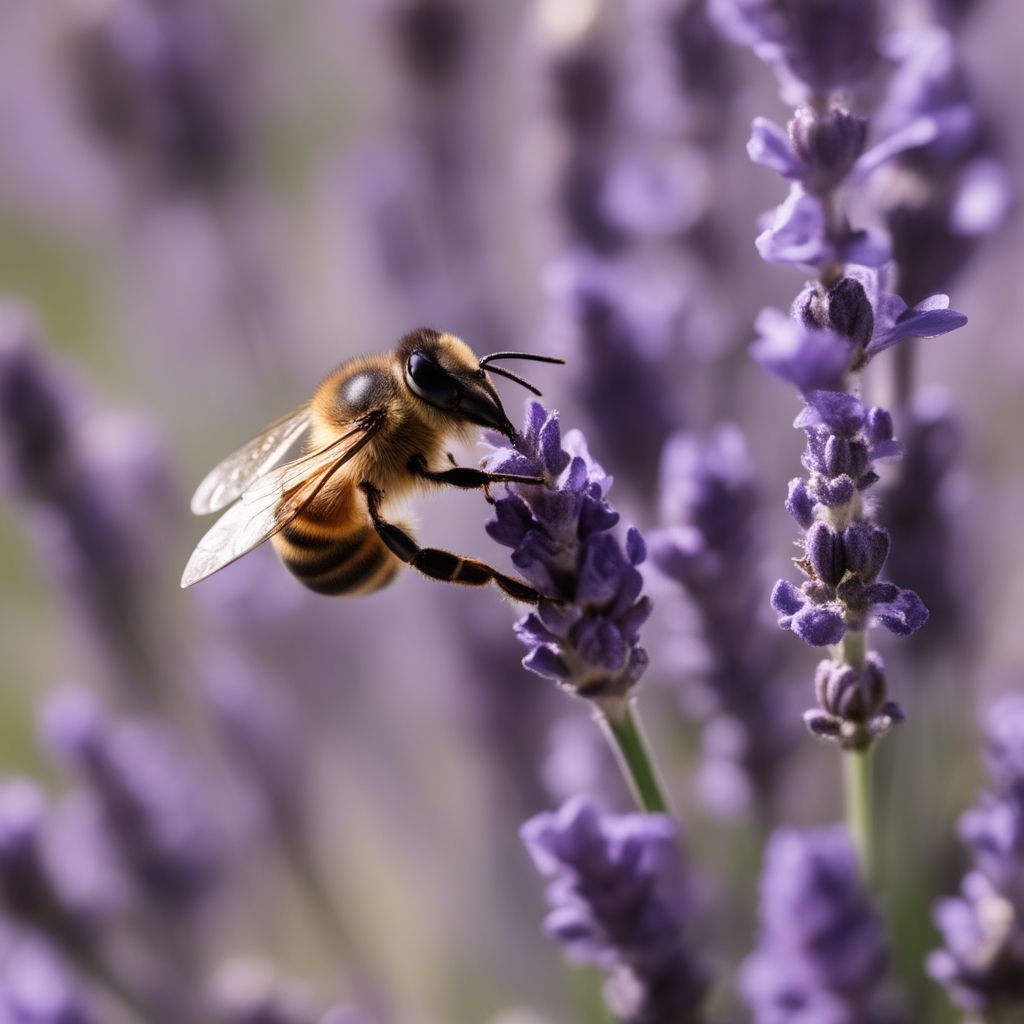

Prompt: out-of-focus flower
[
  {"left": 43, "top": 690, "right": 224, "bottom": 914},
  {"left": 712, "top": 0, "right": 879, "bottom": 100},
  {"left": 877, "top": 389, "right": 967, "bottom": 647},
  {"left": 209, "top": 958, "right": 318, "bottom": 1024},
  {"left": 0, "top": 305, "right": 170, "bottom": 699},
  {"left": 485, "top": 402, "right": 651, "bottom": 705},
  {"left": 741, "top": 827, "right": 902, "bottom": 1023},
  {"left": 872, "top": 24, "right": 1012, "bottom": 306},
  {"left": 523, "top": 797, "right": 708, "bottom": 1024},
  {"left": 0, "top": 781, "right": 90, "bottom": 948},
  {"left": 928, "top": 695, "right": 1024, "bottom": 1014},
  {"left": 0, "top": 939, "right": 100, "bottom": 1024},
  {"left": 203, "top": 655, "right": 309, "bottom": 838},
  {"left": 649, "top": 425, "right": 795, "bottom": 818},
  {"left": 66, "top": 0, "right": 248, "bottom": 198}
]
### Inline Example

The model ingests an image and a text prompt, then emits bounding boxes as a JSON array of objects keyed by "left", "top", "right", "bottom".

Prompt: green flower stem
[
  {"left": 597, "top": 699, "right": 671, "bottom": 814},
  {"left": 844, "top": 744, "right": 875, "bottom": 886},
  {"left": 836, "top": 627, "right": 875, "bottom": 885}
]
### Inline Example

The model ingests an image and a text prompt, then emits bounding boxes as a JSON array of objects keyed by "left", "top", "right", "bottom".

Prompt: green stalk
[
  {"left": 844, "top": 744, "right": 875, "bottom": 887},
  {"left": 597, "top": 699, "right": 671, "bottom": 814}
]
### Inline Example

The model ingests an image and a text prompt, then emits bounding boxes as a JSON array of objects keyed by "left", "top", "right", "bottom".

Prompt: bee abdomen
[{"left": 274, "top": 521, "right": 398, "bottom": 596}]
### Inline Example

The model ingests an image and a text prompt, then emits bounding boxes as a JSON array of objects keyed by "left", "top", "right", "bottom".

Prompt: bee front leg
[
  {"left": 407, "top": 453, "right": 543, "bottom": 490},
  {"left": 359, "top": 482, "right": 541, "bottom": 604}
]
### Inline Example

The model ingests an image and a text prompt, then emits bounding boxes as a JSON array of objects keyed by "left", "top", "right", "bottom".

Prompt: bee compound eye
[{"left": 406, "top": 352, "right": 459, "bottom": 409}]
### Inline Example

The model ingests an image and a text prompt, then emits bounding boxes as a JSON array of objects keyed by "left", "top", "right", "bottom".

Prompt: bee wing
[
  {"left": 180, "top": 412, "right": 385, "bottom": 588},
  {"left": 190, "top": 404, "right": 313, "bottom": 516}
]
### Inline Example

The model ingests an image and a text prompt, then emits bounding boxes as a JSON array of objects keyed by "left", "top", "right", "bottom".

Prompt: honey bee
[{"left": 181, "top": 329, "right": 563, "bottom": 602}]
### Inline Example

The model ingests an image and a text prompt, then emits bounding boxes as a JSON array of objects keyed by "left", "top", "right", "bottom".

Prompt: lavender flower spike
[
  {"left": 523, "top": 798, "right": 708, "bottom": 1023},
  {"left": 741, "top": 827, "right": 902, "bottom": 1024},
  {"left": 43, "top": 690, "right": 223, "bottom": 914},
  {"left": 928, "top": 695, "right": 1024, "bottom": 1014},
  {"left": 486, "top": 402, "right": 652, "bottom": 705}
]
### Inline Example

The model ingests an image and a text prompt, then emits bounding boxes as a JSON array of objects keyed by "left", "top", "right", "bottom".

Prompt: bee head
[{"left": 398, "top": 329, "right": 518, "bottom": 441}]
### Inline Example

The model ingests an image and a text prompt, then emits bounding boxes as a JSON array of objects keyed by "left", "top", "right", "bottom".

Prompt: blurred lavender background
[{"left": 0, "top": 0, "right": 1022, "bottom": 1021}]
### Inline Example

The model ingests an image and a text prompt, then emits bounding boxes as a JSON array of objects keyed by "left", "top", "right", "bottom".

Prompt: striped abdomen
[{"left": 273, "top": 511, "right": 399, "bottom": 596}]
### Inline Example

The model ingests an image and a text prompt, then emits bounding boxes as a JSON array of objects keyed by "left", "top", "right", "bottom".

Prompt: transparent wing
[
  {"left": 180, "top": 413, "right": 385, "bottom": 588},
  {"left": 190, "top": 404, "right": 313, "bottom": 516}
]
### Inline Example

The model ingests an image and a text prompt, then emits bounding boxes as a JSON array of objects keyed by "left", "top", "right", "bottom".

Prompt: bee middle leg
[
  {"left": 359, "top": 482, "right": 541, "bottom": 604},
  {"left": 408, "top": 453, "right": 543, "bottom": 490}
]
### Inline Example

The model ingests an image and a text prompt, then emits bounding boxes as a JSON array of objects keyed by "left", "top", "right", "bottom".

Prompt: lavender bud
[
  {"left": 786, "top": 478, "right": 816, "bottom": 529},
  {"left": 789, "top": 107, "right": 869, "bottom": 194},
  {"left": 814, "top": 653, "right": 888, "bottom": 725},
  {"left": 806, "top": 522, "right": 843, "bottom": 588},
  {"left": 825, "top": 277, "right": 875, "bottom": 349}
]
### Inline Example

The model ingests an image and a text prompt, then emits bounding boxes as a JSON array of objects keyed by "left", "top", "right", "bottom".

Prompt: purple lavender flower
[
  {"left": 768, "top": 391, "right": 929, "bottom": 698},
  {"left": 729, "top": 0, "right": 968, "bottom": 767},
  {"left": 545, "top": 260, "right": 679, "bottom": 492},
  {"left": 928, "top": 870, "right": 1024, "bottom": 1012},
  {"left": 0, "top": 781, "right": 90, "bottom": 949},
  {"left": 928, "top": 695, "right": 1024, "bottom": 1013},
  {"left": 871, "top": 24, "right": 1012, "bottom": 306},
  {"left": 67, "top": 0, "right": 247, "bottom": 197},
  {"left": 0, "top": 940, "right": 100, "bottom": 1024},
  {"left": 741, "top": 827, "right": 902, "bottom": 1023},
  {"left": 485, "top": 402, "right": 651, "bottom": 703},
  {"left": 43, "top": 691, "right": 224, "bottom": 913},
  {"left": 522, "top": 798, "right": 708, "bottom": 1023},
  {"left": 648, "top": 425, "right": 795, "bottom": 817},
  {"left": 0, "top": 306, "right": 169, "bottom": 698},
  {"left": 712, "top": 0, "right": 879, "bottom": 99}
]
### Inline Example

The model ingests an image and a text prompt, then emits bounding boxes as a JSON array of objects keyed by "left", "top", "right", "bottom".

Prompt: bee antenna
[
  {"left": 484, "top": 364, "right": 544, "bottom": 396},
  {"left": 479, "top": 351, "right": 567, "bottom": 368}
]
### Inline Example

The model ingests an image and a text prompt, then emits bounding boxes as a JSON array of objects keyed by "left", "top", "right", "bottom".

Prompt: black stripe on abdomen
[{"left": 276, "top": 522, "right": 396, "bottom": 596}]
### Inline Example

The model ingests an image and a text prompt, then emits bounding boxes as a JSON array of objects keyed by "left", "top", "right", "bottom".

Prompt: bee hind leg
[{"left": 359, "top": 482, "right": 541, "bottom": 604}]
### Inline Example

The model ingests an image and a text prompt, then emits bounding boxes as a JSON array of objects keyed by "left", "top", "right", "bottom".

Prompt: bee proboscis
[{"left": 181, "top": 329, "right": 563, "bottom": 602}]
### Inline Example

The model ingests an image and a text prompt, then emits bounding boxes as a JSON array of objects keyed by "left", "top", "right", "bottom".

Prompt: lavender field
[{"left": 0, "top": 1, "right": 1022, "bottom": 1022}]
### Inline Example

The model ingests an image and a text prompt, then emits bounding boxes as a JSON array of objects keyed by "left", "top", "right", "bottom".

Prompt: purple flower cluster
[
  {"left": 522, "top": 798, "right": 708, "bottom": 1024},
  {"left": 767, "top": 388, "right": 924, "bottom": 747},
  {"left": 727, "top": 0, "right": 968, "bottom": 749},
  {"left": 485, "top": 402, "right": 652, "bottom": 703},
  {"left": 928, "top": 695, "right": 1024, "bottom": 1013},
  {"left": 741, "top": 827, "right": 902, "bottom": 1024},
  {"left": 649, "top": 425, "right": 795, "bottom": 817}
]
